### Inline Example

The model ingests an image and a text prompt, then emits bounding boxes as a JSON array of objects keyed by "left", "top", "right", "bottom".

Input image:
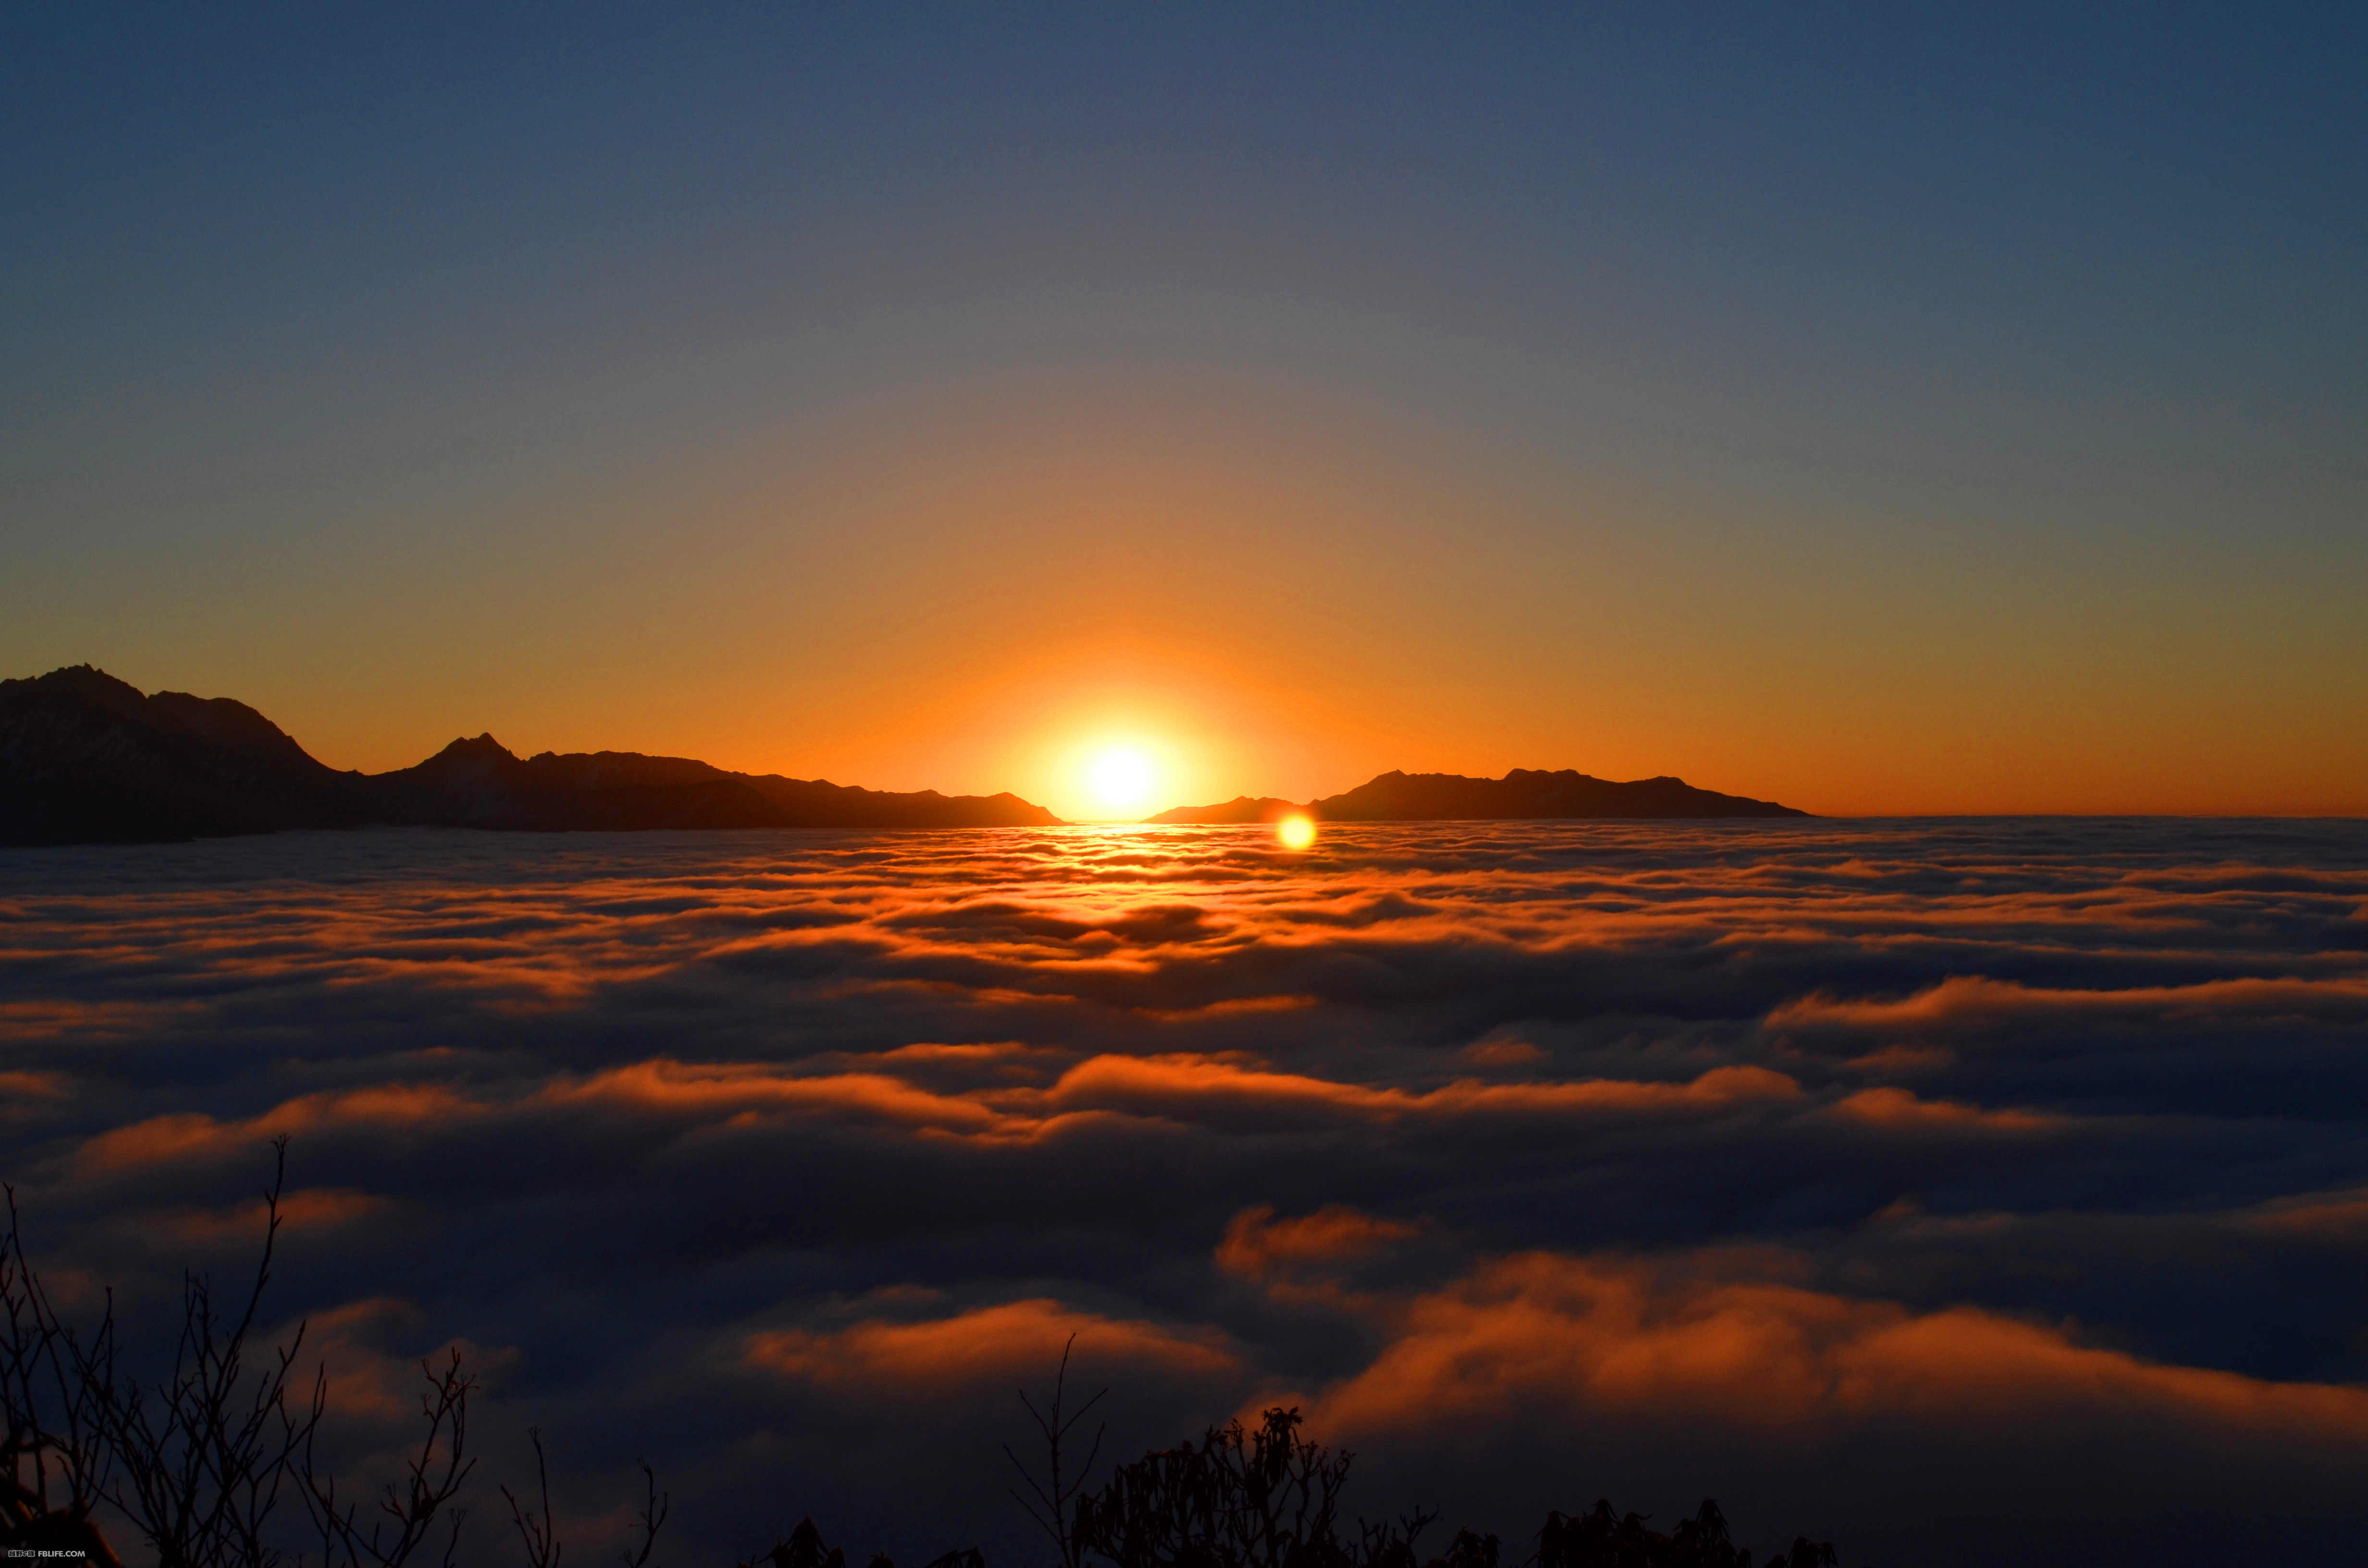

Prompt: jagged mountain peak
[{"left": 1, "top": 666, "right": 1065, "bottom": 844}]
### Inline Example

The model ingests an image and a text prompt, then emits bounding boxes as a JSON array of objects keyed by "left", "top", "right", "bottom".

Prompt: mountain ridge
[
  {"left": 0, "top": 666, "right": 1065, "bottom": 845},
  {"left": 0, "top": 667, "right": 1810, "bottom": 845},
  {"left": 1145, "top": 767, "right": 1808, "bottom": 823}
]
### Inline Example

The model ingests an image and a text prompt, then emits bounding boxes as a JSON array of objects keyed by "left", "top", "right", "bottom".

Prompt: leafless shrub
[
  {"left": 1534, "top": 1497, "right": 1831, "bottom": 1568},
  {"left": 1004, "top": 1333, "right": 1105, "bottom": 1568},
  {"left": 4, "top": 1140, "right": 486, "bottom": 1568},
  {"left": 618, "top": 1457, "right": 667, "bottom": 1568},
  {"left": 501, "top": 1428, "right": 560, "bottom": 1568},
  {"left": 301, "top": 1348, "right": 475, "bottom": 1568},
  {"left": 498, "top": 1429, "right": 672, "bottom": 1568},
  {"left": 2, "top": 1183, "right": 120, "bottom": 1566},
  {"left": 74, "top": 1138, "right": 321, "bottom": 1568},
  {"left": 1351, "top": 1510, "right": 1439, "bottom": 1568},
  {"left": 16, "top": 1147, "right": 1849, "bottom": 1568},
  {"left": 1070, "top": 1404, "right": 1430, "bottom": 1568},
  {"left": 747, "top": 1525, "right": 982, "bottom": 1568},
  {"left": 742, "top": 1517, "right": 845, "bottom": 1568}
]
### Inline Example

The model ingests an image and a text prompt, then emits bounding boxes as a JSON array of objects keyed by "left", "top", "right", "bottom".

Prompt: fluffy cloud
[
  {"left": 3, "top": 819, "right": 2367, "bottom": 1563},
  {"left": 747, "top": 1298, "right": 1240, "bottom": 1395},
  {"left": 1304, "top": 1250, "right": 2368, "bottom": 1447}
]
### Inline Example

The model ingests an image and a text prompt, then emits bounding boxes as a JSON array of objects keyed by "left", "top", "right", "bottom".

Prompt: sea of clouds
[{"left": 5, "top": 819, "right": 2368, "bottom": 1566}]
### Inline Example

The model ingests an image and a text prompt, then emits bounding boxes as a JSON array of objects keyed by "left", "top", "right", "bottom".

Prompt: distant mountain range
[
  {"left": 1145, "top": 768, "right": 1808, "bottom": 823},
  {"left": 0, "top": 666, "right": 1808, "bottom": 846},
  {"left": 0, "top": 666, "right": 1062, "bottom": 846}
]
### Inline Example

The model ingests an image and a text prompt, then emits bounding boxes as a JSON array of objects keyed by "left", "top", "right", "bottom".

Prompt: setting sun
[
  {"left": 1277, "top": 813, "right": 1317, "bottom": 849},
  {"left": 1088, "top": 747, "right": 1155, "bottom": 814}
]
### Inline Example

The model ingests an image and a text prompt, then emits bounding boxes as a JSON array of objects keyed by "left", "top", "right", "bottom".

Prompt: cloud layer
[{"left": 4, "top": 817, "right": 2368, "bottom": 1564}]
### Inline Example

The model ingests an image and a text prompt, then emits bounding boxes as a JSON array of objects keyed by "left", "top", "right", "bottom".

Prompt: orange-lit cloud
[
  {"left": 2238, "top": 1187, "right": 2368, "bottom": 1247},
  {"left": 745, "top": 1298, "right": 1238, "bottom": 1395},
  {"left": 292, "top": 1297, "right": 518, "bottom": 1426},
  {"left": 0, "top": 1069, "right": 69, "bottom": 1102},
  {"left": 1216, "top": 1204, "right": 1420, "bottom": 1278},
  {"left": 9, "top": 821, "right": 2368, "bottom": 1562},
  {"left": 146, "top": 1187, "right": 392, "bottom": 1246},
  {"left": 1770, "top": 973, "right": 2368, "bottom": 1033},
  {"left": 1824, "top": 1085, "right": 2058, "bottom": 1133},
  {"left": 76, "top": 1085, "right": 481, "bottom": 1173},
  {"left": 539, "top": 1060, "right": 1006, "bottom": 1136},
  {"left": 1461, "top": 1038, "right": 1546, "bottom": 1067},
  {"left": 1303, "top": 1251, "right": 2368, "bottom": 1453},
  {"left": 1030, "top": 1055, "right": 1798, "bottom": 1128}
]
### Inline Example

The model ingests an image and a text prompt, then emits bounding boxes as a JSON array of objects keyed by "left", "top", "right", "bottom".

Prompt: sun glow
[
  {"left": 1088, "top": 748, "right": 1156, "bottom": 814},
  {"left": 1277, "top": 814, "right": 1317, "bottom": 850}
]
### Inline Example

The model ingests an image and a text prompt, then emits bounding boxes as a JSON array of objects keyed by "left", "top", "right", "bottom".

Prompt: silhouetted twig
[
  {"left": 1, "top": 1183, "right": 121, "bottom": 1567},
  {"left": 75, "top": 1136, "right": 321, "bottom": 1568},
  {"left": 502, "top": 1427, "right": 561, "bottom": 1568},
  {"left": 619, "top": 1457, "right": 667, "bottom": 1568},
  {"left": 1004, "top": 1332, "right": 1107, "bottom": 1568},
  {"left": 303, "top": 1346, "right": 476, "bottom": 1568}
]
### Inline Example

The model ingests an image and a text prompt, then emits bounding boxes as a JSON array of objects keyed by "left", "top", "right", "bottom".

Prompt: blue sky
[{"left": 7, "top": 5, "right": 2363, "bottom": 811}]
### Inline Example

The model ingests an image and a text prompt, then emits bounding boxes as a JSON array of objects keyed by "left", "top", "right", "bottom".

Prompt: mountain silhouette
[
  {"left": 372, "top": 734, "right": 1064, "bottom": 833},
  {"left": 1140, "top": 796, "right": 1306, "bottom": 825},
  {"left": 0, "top": 666, "right": 374, "bottom": 843},
  {"left": 0, "top": 666, "right": 1064, "bottom": 846},
  {"left": 1146, "top": 767, "right": 1807, "bottom": 823}
]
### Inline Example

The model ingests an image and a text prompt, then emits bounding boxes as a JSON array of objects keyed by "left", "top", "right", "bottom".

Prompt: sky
[{"left": 5, "top": 5, "right": 2365, "bottom": 819}]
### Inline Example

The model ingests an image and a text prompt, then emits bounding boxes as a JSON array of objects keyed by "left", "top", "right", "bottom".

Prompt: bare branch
[
  {"left": 501, "top": 1427, "right": 561, "bottom": 1568},
  {"left": 1002, "top": 1333, "right": 1108, "bottom": 1568},
  {"left": 2, "top": 1183, "right": 123, "bottom": 1567},
  {"left": 618, "top": 1458, "right": 667, "bottom": 1568},
  {"left": 71, "top": 1137, "right": 320, "bottom": 1568},
  {"left": 304, "top": 1348, "right": 476, "bottom": 1568}
]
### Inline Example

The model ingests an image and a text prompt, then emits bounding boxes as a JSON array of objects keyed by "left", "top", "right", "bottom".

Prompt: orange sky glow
[{"left": 49, "top": 364, "right": 2354, "bottom": 821}]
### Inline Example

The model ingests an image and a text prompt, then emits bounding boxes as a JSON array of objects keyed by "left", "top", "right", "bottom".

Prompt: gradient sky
[{"left": 6, "top": 5, "right": 2364, "bottom": 819}]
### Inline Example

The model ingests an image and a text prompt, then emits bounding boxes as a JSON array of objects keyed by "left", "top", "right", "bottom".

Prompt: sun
[
  {"left": 1088, "top": 747, "right": 1156, "bottom": 813},
  {"left": 1276, "top": 813, "right": 1317, "bottom": 850}
]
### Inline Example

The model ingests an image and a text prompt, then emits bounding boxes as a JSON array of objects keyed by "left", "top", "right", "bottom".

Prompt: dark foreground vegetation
[{"left": 3, "top": 1149, "right": 1845, "bottom": 1568}]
